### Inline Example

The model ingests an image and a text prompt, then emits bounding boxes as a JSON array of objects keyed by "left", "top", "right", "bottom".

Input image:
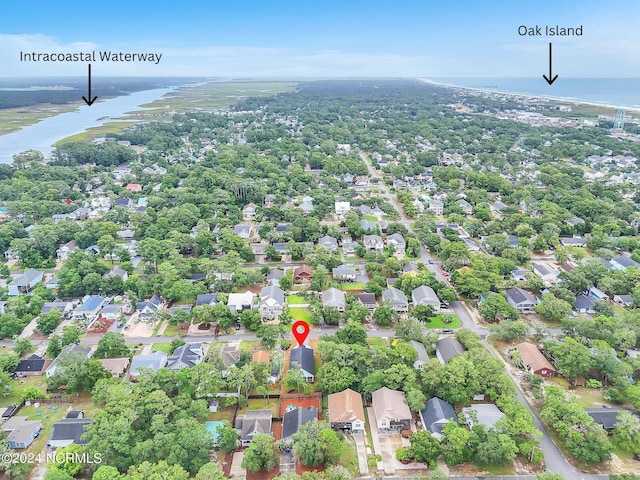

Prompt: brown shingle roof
[
  {"left": 515, "top": 342, "right": 555, "bottom": 374},
  {"left": 252, "top": 351, "right": 270, "bottom": 363},
  {"left": 328, "top": 388, "right": 365, "bottom": 424}
]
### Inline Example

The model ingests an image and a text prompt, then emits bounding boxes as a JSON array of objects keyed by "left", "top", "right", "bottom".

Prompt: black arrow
[
  {"left": 542, "top": 42, "right": 558, "bottom": 85},
  {"left": 82, "top": 64, "right": 98, "bottom": 106}
]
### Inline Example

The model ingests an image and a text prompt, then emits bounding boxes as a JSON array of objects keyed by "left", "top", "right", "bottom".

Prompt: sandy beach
[{"left": 417, "top": 77, "right": 640, "bottom": 114}]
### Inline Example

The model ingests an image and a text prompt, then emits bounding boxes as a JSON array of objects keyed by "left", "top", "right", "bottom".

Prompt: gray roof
[
  {"left": 50, "top": 418, "right": 91, "bottom": 444},
  {"left": 282, "top": 407, "right": 317, "bottom": 439},
  {"left": 108, "top": 266, "right": 127, "bottom": 277},
  {"left": 289, "top": 346, "right": 315, "bottom": 375},
  {"left": 130, "top": 351, "right": 168, "bottom": 375},
  {"left": 436, "top": 337, "right": 465, "bottom": 363},
  {"left": 585, "top": 408, "right": 632, "bottom": 431},
  {"left": 613, "top": 256, "right": 640, "bottom": 268},
  {"left": 318, "top": 236, "right": 338, "bottom": 249},
  {"left": 11, "top": 268, "right": 41, "bottom": 287},
  {"left": 575, "top": 294, "right": 595, "bottom": 310},
  {"left": 167, "top": 343, "right": 203, "bottom": 370},
  {"left": 382, "top": 287, "right": 408, "bottom": 305},
  {"left": 196, "top": 293, "right": 218, "bottom": 306},
  {"left": 359, "top": 221, "right": 377, "bottom": 233},
  {"left": 266, "top": 269, "right": 285, "bottom": 281},
  {"left": 238, "top": 410, "right": 272, "bottom": 441},
  {"left": 462, "top": 404, "right": 505, "bottom": 429},
  {"left": 259, "top": 285, "right": 285, "bottom": 307},
  {"left": 221, "top": 345, "right": 240, "bottom": 368},
  {"left": 387, "top": 233, "right": 405, "bottom": 247},
  {"left": 411, "top": 286, "right": 439, "bottom": 305},
  {"left": 408, "top": 340, "right": 429, "bottom": 363},
  {"left": 505, "top": 287, "right": 536, "bottom": 305},
  {"left": 234, "top": 224, "right": 252, "bottom": 238},
  {"left": 322, "top": 288, "right": 346, "bottom": 307},
  {"left": 355, "top": 292, "right": 376, "bottom": 306},
  {"left": 420, "top": 397, "right": 457, "bottom": 435},
  {"left": 333, "top": 264, "right": 357, "bottom": 277}
]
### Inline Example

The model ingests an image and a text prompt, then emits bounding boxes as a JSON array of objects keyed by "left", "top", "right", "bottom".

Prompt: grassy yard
[
  {"left": 367, "top": 337, "right": 387, "bottom": 348},
  {"left": 286, "top": 295, "right": 307, "bottom": 305},
  {"left": 340, "top": 282, "right": 366, "bottom": 291},
  {"left": 237, "top": 398, "right": 280, "bottom": 417},
  {"left": 151, "top": 342, "right": 173, "bottom": 354},
  {"left": 423, "top": 314, "right": 462, "bottom": 329},
  {"left": 470, "top": 462, "right": 516, "bottom": 476},
  {"left": 340, "top": 434, "right": 361, "bottom": 477},
  {"left": 163, "top": 323, "right": 187, "bottom": 337},
  {"left": 289, "top": 307, "right": 311, "bottom": 322},
  {"left": 239, "top": 340, "right": 261, "bottom": 352},
  {"left": 209, "top": 407, "right": 235, "bottom": 424},
  {"left": 4, "top": 376, "right": 48, "bottom": 406}
]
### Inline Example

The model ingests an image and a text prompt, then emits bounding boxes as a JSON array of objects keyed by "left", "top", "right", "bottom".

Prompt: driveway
[
  {"left": 352, "top": 432, "right": 369, "bottom": 476},
  {"left": 377, "top": 431, "right": 403, "bottom": 475},
  {"left": 279, "top": 449, "right": 296, "bottom": 474},
  {"left": 229, "top": 452, "right": 246, "bottom": 479}
]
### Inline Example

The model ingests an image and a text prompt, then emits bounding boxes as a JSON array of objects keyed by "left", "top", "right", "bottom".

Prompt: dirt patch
[
  {"left": 246, "top": 466, "right": 278, "bottom": 480},
  {"left": 279, "top": 393, "right": 322, "bottom": 418},
  {"left": 87, "top": 318, "right": 114, "bottom": 334}
]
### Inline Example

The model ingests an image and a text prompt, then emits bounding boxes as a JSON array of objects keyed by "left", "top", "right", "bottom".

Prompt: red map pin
[{"left": 292, "top": 320, "right": 310, "bottom": 347}]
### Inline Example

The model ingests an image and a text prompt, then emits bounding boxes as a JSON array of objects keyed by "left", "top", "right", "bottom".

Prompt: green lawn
[
  {"left": 470, "top": 462, "right": 516, "bottom": 476},
  {"left": 237, "top": 398, "right": 280, "bottom": 417},
  {"left": 423, "top": 314, "right": 461, "bottom": 329},
  {"left": 151, "top": 342, "right": 173, "bottom": 354},
  {"left": 340, "top": 434, "right": 361, "bottom": 477},
  {"left": 340, "top": 282, "right": 366, "bottom": 291},
  {"left": 4, "top": 376, "right": 48, "bottom": 406},
  {"left": 364, "top": 215, "right": 378, "bottom": 222},
  {"left": 163, "top": 323, "right": 187, "bottom": 337},
  {"left": 289, "top": 307, "right": 311, "bottom": 322},
  {"left": 367, "top": 337, "right": 387, "bottom": 348},
  {"left": 286, "top": 295, "right": 307, "bottom": 305},
  {"left": 240, "top": 340, "right": 261, "bottom": 352}
]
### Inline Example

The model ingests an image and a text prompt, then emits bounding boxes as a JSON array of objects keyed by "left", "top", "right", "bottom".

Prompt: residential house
[
  {"left": 328, "top": 388, "right": 365, "bottom": 432},
  {"left": 457, "top": 199, "right": 473, "bottom": 215},
  {"left": 428, "top": 199, "right": 444, "bottom": 216},
  {"left": 532, "top": 263, "right": 559, "bottom": 286},
  {"left": 14, "top": 354, "right": 51, "bottom": 377},
  {"left": 264, "top": 194, "right": 275, "bottom": 207},
  {"left": 220, "top": 344, "right": 240, "bottom": 377},
  {"left": 236, "top": 410, "right": 272, "bottom": 446},
  {"left": 363, "top": 234, "right": 384, "bottom": 253},
  {"left": 334, "top": 201, "right": 351, "bottom": 216},
  {"left": 72, "top": 295, "right": 105, "bottom": 322},
  {"left": 575, "top": 294, "right": 595, "bottom": 314},
  {"left": 258, "top": 286, "right": 285, "bottom": 319},
  {"left": 322, "top": 288, "right": 346, "bottom": 312},
  {"left": 419, "top": 397, "right": 458, "bottom": 439},
  {"left": 0, "top": 301, "right": 5, "bottom": 315},
  {"left": 614, "top": 295, "right": 633, "bottom": 308},
  {"left": 196, "top": 293, "right": 218, "bottom": 306},
  {"left": 510, "top": 268, "right": 529, "bottom": 282},
  {"left": 360, "top": 219, "right": 378, "bottom": 233},
  {"left": 318, "top": 235, "right": 338, "bottom": 252},
  {"left": 436, "top": 337, "right": 465, "bottom": 364},
  {"left": 126, "top": 183, "right": 142, "bottom": 192},
  {"left": 463, "top": 238, "right": 481, "bottom": 252},
  {"left": 252, "top": 350, "right": 270, "bottom": 364},
  {"left": 341, "top": 238, "right": 357, "bottom": 255},
  {"left": 227, "top": 291, "right": 254, "bottom": 313},
  {"left": 462, "top": 404, "right": 505, "bottom": 430},
  {"left": 332, "top": 264, "right": 357, "bottom": 282},
  {"left": 355, "top": 292, "right": 376, "bottom": 312},
  {"left": 167, "top": 343, "right": 204, "bottom": 371},
  {"left": 40, "top": 300, "right": 73, "bottom": 317},
  {"left": 566, "top": 216, "right": 585, "bottom": 228},
  {"left": 588, "top": 286, "right": 610, "bottom": 301},
  {"left": 282, "top": 407, "right": 318, "bottom": 442},
  {"left": 234, "top": 223, "right": 252, "bottom": 239},
  {"left": 585, "top": 408, "right": 634, "bottom": 434},
  {"left": 371, "top": 387, "right": 412, "bottom": 432},
  {"left": 107, "top": 266, "right": 128, "bottom": 281},
  {"left": 382, "top": 287, "right": 409, "bottom": 313},
  {"left": 136, "top": 295, "right": 164, "bottom": 319},
  {"left": 411, "top": 286, "right": 440, "bottom": 313},
  {"left": 266, "top": 269, "right": 285, "bottom": 286},
  {"left": 386, "top": 233, "right": 406, "bottom": 254},
  {"left": 408, "top": 340, "right": 429, "bottom": 371},
  {"left": 402, "top": 262, "right": 419, "bottom": 276},
  {"left": 560, "top": 236, "right": 587, "bottom": 247},
  {"left": 169, "top": 305, "right": 192, "bottom": 318},
  {"left": 242, "top": 203, "right": 258, "bottom": 221},
  {"left": 97, "top": 358, "right": 130, "bottom": 377},
  {"left": 293, "top": 265, "right": 314, "bottom": 283},
  {"left": 2, "top": 416, "right": 43, "bottom": 449},
  {"left": 115, "top": 197, "right": 134, "bottom": 209},
  {"left": 289, "top": 346, "right": 315, "bottom": 382},
  {"left": 8, "top": 269, "right": 43, "bottom": 296},
  {"left": 515, "top": 342, "right": 556, "bottom": 377},
  {"left": 49, "top": 412, "right": 91, "bottom": 447},
  {"left": 56, "top": 240, "right": 78, "bottom": 261},
  {"left": 505, "top": 287, "right": 536, "bottom": 313},
  {"left": 129, "top": 351, "right": 168, "bottom": 379},
  {"left": 46, "top": 345, "right": 91, "bottom": 378},
  {"left": 611, "top": 255, "right": 640, "bottom": 271}
]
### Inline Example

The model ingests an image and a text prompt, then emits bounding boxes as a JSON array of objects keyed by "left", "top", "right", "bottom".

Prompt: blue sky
[{"left": 1, "top": 0, "right": 639, "bottom": 77}]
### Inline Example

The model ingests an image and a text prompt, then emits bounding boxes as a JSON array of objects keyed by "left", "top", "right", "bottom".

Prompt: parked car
[
  {"left": 441, "top": 329, "right": 455, "bottom": 334},
  {"left": 116, "top": 322, "right": 123, "bottom": 328}
]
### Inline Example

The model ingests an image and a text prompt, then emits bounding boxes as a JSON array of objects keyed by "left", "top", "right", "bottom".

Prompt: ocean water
[{"left": 428, "top": 77, "right": 640, "bottom": 109}]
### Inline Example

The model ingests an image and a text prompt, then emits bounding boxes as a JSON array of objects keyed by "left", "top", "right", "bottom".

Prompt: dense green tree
[
  {"left": 293, "top": 420, "right": 343, "bottom": 467},
  {"left": 241, "top": 433, "right": 277, "bottom": 472}
]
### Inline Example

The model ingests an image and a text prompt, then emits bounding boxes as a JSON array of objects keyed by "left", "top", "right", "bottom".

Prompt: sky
[{"left": 1, "top": 0, "right": 639, "bottom": 78}]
